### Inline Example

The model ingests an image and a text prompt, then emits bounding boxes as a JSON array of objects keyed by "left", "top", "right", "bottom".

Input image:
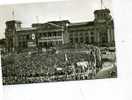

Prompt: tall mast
[
  {"left": 100, "top": 0, "right": 106, "bottom": 9},
  {"left": 101, "top": 0, "right": 103, "bottom": 9},
  {"left": 12, "top": 9, "right": 15, "bottom": 20}
]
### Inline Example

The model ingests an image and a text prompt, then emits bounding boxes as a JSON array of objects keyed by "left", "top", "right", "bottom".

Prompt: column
[{"left": 107, "top": 28, "right": 111, "bottom": 43}]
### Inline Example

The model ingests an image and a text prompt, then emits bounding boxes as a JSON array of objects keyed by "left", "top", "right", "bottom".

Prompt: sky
[{"left": 0, "top": 0, "right": 112, "bottom": 39}]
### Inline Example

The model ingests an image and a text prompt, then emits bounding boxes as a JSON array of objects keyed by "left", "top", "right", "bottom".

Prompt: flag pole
[
  {"left": 101, "top": 0, "right": 103, "bottom": 9},
  {"left": 12, "top": 9, "right": 15, "bottom": 20}
]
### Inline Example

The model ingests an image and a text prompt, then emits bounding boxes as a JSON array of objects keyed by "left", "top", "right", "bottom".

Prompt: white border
[{"left": 1, "top": 0, "right": 132, "bottom": 100}]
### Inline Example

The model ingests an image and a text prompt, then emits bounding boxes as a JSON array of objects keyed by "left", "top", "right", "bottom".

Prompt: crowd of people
[{"left": 2, "top": 45, "right": 102, "bottom": 85}]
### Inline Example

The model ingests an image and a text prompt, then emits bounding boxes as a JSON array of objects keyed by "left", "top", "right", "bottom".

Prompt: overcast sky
[{"left": 0, "top": 0, "right": 112, "bottom": 39}]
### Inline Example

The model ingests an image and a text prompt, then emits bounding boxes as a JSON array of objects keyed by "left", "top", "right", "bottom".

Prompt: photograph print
[{"left": 0, "top": 0, "right": 117, "bottom": 85}]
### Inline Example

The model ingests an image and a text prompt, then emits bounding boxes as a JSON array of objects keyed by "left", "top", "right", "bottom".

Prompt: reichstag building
[{"left": 5, "top": 8, "right": 115, "bottom": 52}]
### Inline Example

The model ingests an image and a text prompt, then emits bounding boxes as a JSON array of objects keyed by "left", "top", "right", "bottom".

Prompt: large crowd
[{"left": 2, "top": 45, "right": 103, "bottom": 85}]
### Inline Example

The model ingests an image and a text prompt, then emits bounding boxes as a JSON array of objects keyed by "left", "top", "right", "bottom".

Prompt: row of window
[
  {"left": 70, "top": 36, "right": 95, "bottom": 44},
  {"left": 19, "top": 35, "right": 30, "bottom": 40},
  {"left": 96, "top": 13, "right": 108, "bottom": 19},
  {"left": 69, "top": 32, "right": 94, "bottom": 37},
  {"left": 19, "top": 42, "right": 27, "bottom": 48},
  {"left": 100, "top": 33, "right": 108, "bottom": 43},
  {"left": 18, "top": 32, "right": 95, "bottom": 41},
  {"left": 38, "top": 32, "right": 62, "bottom": 37},
  {"left": 39, "top": 41, "right": 62, "bottom": 47}
]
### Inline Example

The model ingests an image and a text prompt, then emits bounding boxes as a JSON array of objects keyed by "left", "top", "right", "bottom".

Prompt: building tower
[
  {"left": 5, "top": 20, "right": 21, "bottom": 52},
  {"left": 93, "top": 0, "right": 115, "bottom": 46},
  {"left": 94, "top": 8, "right": 111, "bottom": 23},
  {"left": 5, "top": 9, "right": 22, "bottom": 52}
]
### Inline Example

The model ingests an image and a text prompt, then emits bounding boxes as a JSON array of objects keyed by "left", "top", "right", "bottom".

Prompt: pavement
[{"left": 95, "top": 61, "right": 117, "bottom": 79}]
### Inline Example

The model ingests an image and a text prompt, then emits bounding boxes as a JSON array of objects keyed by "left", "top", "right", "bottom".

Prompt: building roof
[
  {"left": 32, "top": 21, "right": 68, "bottom": 30},
  {"left": 32, "top": 20, "right": 70, "bottom": 27},
  {"left": 5, "top": 20, "right": 22, "bottom": 24},
  {"left": 68, "top": 21, "right": 94, "bottom": 27},
  {"left": 16, "top": 27, "right": 36, "bottom": 32},
  {"left": 32, "top": 23, "right": 44, "bottom": 27},
  {"left": 48, "top": 20, "right": 70, "bottom": 24},
  {"left": 94, "top": 8, "right": 110, "bottom": 14}
]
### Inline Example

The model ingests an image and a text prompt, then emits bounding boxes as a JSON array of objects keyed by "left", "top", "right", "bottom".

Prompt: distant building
[{"left": 5, "top": 8, "right": 115, "bottom": 52}]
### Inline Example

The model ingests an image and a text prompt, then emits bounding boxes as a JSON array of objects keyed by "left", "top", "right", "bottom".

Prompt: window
[
  {"left": 80, "top": 37, "right": 83, "bottom": 43},
  {"left": 26, "top": 35, "right": 29, "bottom": 39},
  {"left": 39, "top": 42, "right": 42, "bottom": 47},
  {"left": 91, "top": 32, "right": 94, "bottom": 36},
  {"left": 19, "top": 42, "right": 22, "bottom": 47},
  {"left": 24, "top": 35, "right": 27, "bottom": 40},
  {"left": 22, "top": 42, "right": 27, "bottom": 48},
  {"left": 101, "top": 33, "right": 108, "bottom": 43},
  {"left": 58, "top": 32, "right": 62, "bottom": 36},
  {"left": 39, "top": 33, "right": 42, "bottom": 37},
  {"left": 43, "top": 33, "right": 47, "bottom": 37},
  {"left": 102, "top": 37, "right": 107, "bottom": 42},
  {"left": 70, "top": 33, "right": 73, "bottom": 37},
  {"left": 75, "top": 38, "right": 78, "bottom": 43},
  {"left": 44, "top": 42, "right": 47, "bottom": 47},
  {"left": 79, "top": 33, "right": 82, "bottom": 36},
  {"left": 85, "top": 33, "right": 88, "bottom": 36},
  {"left": 91, "top": 37, "right": 94, "bottom": 43},
  {"left": 19, "top": 36, "right": 23, "bottom": 40},
  {"left": 55, "top": 41, "right": 58, "bottom": 45},
  {"left": 58, "top": 41, "right": 62, "bottom": 45},
  {"left": 85, "top": 36, "right": 89, "bottom": 44},
  {"left": 54, "top": 32, "right": 56, "bottom": 36},
  {"left": 70, "top": 38, "right": 73, "bottom": 43},
  {"left": 48, "top": 33, "right": 51, "bottom": 37}
]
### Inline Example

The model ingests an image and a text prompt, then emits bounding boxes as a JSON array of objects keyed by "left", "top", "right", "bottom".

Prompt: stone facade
[
  {"left": 5, "top": 8, "right": 115, "bottom": 52},
  {"left": 68, "top": 9, "right": 115, "bottom": 46}
]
